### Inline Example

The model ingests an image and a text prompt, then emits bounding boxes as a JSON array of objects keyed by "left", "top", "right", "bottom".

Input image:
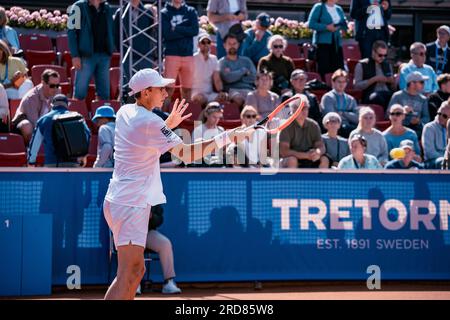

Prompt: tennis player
[{"left": 103, "top": 68, "right": 251, "bottom": 300}]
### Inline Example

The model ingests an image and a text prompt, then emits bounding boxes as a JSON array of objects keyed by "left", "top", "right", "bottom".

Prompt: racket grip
[{"left": 256, "top": 116, "right": 269, "bottom": 126}]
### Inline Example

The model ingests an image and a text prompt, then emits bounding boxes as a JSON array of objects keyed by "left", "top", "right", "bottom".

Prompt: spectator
[
  {"left": 349, "top": 106, "right": 388, "bottom": 165},
  {"left": 337, "top": 134, "right": 382, "bottom": 169},
  {"left": 226, "top": 105, "right": 268, "bottom": 167},
  {"left": 443, "top": 117, "right": 450, "bottom": 169},
  {"left": 206, "top": 0, "right": 248, "bottom": 59},
  {"left": 68, "top": 0, "right": 115, "bottom": 101},
  {"left": 384, "top": 139, "right": 423, "bottom": 170},
  {"left": 426, "top": 25, "right": 450, "bottom": 76},
  {"left": 422, "top": 101, "right": 450, "bottom": 169},
  {"left": 161, "top": 0, "right": 199, "bottom": 101},
  {"left": 245, "top": 71, "right": 280, "bottom": 118},
  {"left": 219, "top": 33, "right": 256, "bottom": 107},
  {"left": 279, "top": 95, "right": 328, "bottom": 168},
  {"left": 399, "top": 42, "right": 438, "bottom": 95},
  {"left": 11, "top": 69, "right": 61, "bottom": 145},
  {"left": 382, "top": 104, "right": 421, "bottom": 161},
  {"left": 257, "top": 35, "right": 295, "bottom": 95},
  {"left": 307, "top": 0, "right": 347, "bottom": 79},
  {"left": 192, "top": 101, "right": 225, "bottom": 166},
  {"left": 320, "top": 69, "right": 359, "bottom": 138},
  {"left": 191, "top": 33, "right": 225, "bottom": 107},
  {"left": 145, "top": 205, "right": 181, "bottom": 294},
  {"left": 92, "top": 105, "right": 116, "bottom": 168},
  {"left": 281, "top": 69, "right": 322, "bottom": 127},
  {"left": 241, "top": 12, "right": 272, "bottom": 66},
  {"left": 0, "top": 7, "right": 20, "bottom": 54},
  {"left": 353, "top": 40, "right": 395, "bottom": 109},
  {"left": 428, "top": 73, "right": 450, "bottom": 120},
  {"left": 0, "top": 83, "right": 8, "bottom": 132},
  {"left": 388, "top": 71, "right": 430, "bottom": 136},
  {"left": 28, "top": 94, "right": 91, "bottom": 167},
  {"left": 113, "top": 0, "right": 157, "bottom": 85},
  {"left": 321, "top": 112, "right": 350, "bottom": 167},
  {"left": 350, "top": 0, "right": 392, "bottom": 59},
  {"left": 0, "top": 40, "right": 33, "bottom": 99}
]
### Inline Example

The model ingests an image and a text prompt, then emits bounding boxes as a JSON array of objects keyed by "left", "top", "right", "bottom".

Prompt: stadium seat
[
  {"left": 62, "top": 51, "right": 73, "bottom": 77},
  {"left": 24, "top": 50, "right": 57, "bottom": 71},
  {"left": 309, "top": 89, "right": 327, "bottom": 103},
  {"left": 178, "top": 119, "right": 195, "bottom": 133},
  {"left": 293, "top": 58, "right": 306, "bottom": 70},
  {"left": 364, "top": 104, "right": 385, "bottom": 121},
  {"left": 306, "top": 71, "right": 322, "bottom": 82},
  {"left": 110, "top": 67, "right": 120, "bottom": 100},
  {"left": 285, "top": 43, "right": 301, "bottom": 59},
  {"left": 324, "top": 73, "right": 333, "bottom": 87},
  {"left": 9, "top": 99, "right": 21, "bottom": 121},
  {"left": 31, "top": 64, "right": 68, "bottom": 86},
  {"left": 301, "top": 42, "right": 313, "bottom": 59},
  {"left": 376, "top": 120, "right": 391, "bottom": 131},
  {"left": 90, "top": 100, "right": 121, "bottom": 114},
  {"left": 343, "top": 43, "right": 361, "bottom": 61},
  {"left": 218, "top": 119, "right": 241, "bottom": 130},
  {"left": 345, "top": 89, "right": 362, "bottom": 102},
  {"left": 55, "top": 34, "right": 70, "bottom": 53},
  {"left": 222, "top": 102, "right": 241, "bottom": 120},
  {"left": 86, "top": 134, "right": 98, "bottom": 168},
  {"left": 0, "top": 133, "right": 27, "bottom": 167},
  {"left": 68, "top": 99, "right": 89, "bottom": 119},
  {"left": 19, "top": 34, "right": 53, "bottom": 51},
  {"left": 346, "top": 58, "right": 359, "bottom": 75},
  {"left": 111, "top": 52, "right": 121, "bottom": 68},
  {"left": 186, "top": 101, "right": 203, "bottom": 121},
  {"left": 170, "top": 85, "right": 182, "bottom": 102}
]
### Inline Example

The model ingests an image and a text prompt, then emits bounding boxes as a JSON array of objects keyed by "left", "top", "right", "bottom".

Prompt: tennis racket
[{"left": 252, "top": 94, "right": 306, "bottom": 134}]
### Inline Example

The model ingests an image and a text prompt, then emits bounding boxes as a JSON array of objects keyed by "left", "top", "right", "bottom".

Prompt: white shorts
[{"left": 103, "top": 200, "right": 151, "bottom": 248}]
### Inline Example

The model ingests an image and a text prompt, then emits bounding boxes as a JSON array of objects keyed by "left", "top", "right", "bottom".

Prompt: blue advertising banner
[{"left": 0, "top": 169, "right": 449, "bottom": 286}]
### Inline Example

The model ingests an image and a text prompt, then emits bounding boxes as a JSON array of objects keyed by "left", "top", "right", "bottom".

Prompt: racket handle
[{"left": 256, "top": 116, "right": 269, "bottom": 126}]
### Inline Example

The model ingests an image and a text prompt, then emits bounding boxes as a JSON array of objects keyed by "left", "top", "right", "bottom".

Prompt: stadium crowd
[{"left": 0, "top": 0, "right": 450, "bottom": 170}]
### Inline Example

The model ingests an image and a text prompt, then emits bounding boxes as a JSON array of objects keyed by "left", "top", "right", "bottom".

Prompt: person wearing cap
[
  {"left": 245, "top": 71, "right": 280, "bottom": 118},
  {"left": 241, "top": 12, "right": 272, "bottom": 66},
  {"left": 321, "top": 112, "right": 350, "bottom": 168},
  {"left": 422, "top": 101, "right": 450, "bottom": 169},
  {"left": 382, "top": 104, "right": 421, "bottom": 161},
  {"left": 399, "top": 42, "right": 438, "bottom": 95},
  {"left": 337, "top": 134, "right": 382, "bottom": 169},
  {"left": 219, "top": 33, "right": 256, "bottom": 107},
  {"left": 161, "top": 0, "right": 199, "bottom": 101},
  {"left": 388, "top": 71, "right": 430, "bottom": 136},
  {"left": 279, "top": 95, "right": 328, "bottom": 169},
  {"left": 428, "top": 73, "right": 450, "bottom": 120},
  {"left": 11, "top": 69, "right": 61, "bottom": 145},
  {"left": 27, "top": 94, "right": 91, "bottom": 167},
  {"left": 103, "top": 68, "right": 251, "bottom": 300},
  {"left": 384, "top": 139, "right": 423, "bottom": 170},
  {"left": 257, "top": 34, "right": 295, "bottom": 95},
  {"left": 191, "top": 33, "right": 225, "bottom": 107},
  {"left": 321, "top": 69, "right": 359, "bottom": 138},
  {"left": 92, "top": 105, "right": 116, "bottom": 168},
  {"left": 353, "top": 40, "right": 396, "bottom": 109},
  {"left": 426, "top": 25, "right": 450, "bottom": 76},
  {"left": 281, "top": 69, "right": 322, "bottom": 128}
]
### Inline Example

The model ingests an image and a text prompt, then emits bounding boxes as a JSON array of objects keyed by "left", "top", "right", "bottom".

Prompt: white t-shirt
[
  {"left": 192, "top": 52, "right": 219, "bottom": 94},
  {"left": 325, "top": 4, "right": 341, "bottom": 25},
  {"left": 228, "top": 0, "right": 240, "bottom": 14},
  {"left": 105, "top": 104, "right": 182, "bottom": 208}
]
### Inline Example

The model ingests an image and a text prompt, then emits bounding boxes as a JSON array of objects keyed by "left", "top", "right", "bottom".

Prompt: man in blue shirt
[
  {"left": 384, "top": 139, "right": 423, "bottom": 169},
  {"left": 241, "top": 12, "right": 272, "bottom": 66},
  {"left": 28, "top": 94, "right": 91, "bottom": 167},
  {"left": 399, "top": 42, "right": 438, "bottom": 95}
]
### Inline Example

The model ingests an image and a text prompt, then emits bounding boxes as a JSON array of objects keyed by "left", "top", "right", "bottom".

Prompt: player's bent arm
[{"left": 280, "top": 141, "right": 308, "bottom": 160}]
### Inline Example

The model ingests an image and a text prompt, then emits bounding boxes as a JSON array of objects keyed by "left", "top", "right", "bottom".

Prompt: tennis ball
[{"left": 390, "top": 147, "right": 405, "bottom": 159}]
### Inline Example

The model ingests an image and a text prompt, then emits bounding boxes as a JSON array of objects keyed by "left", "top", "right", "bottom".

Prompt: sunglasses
[
  {"left": 438, "top": 112, "right": 449, "bottom": 119},
  {"left": 327, "top": 119, "right": 340, "bottom": 123},
  {"left": 272, "top": 45, "right": 283, "bottom": 49},
  {"left": 377, "top": 53, "right": 387, "bottom": 58},
  {"left": 390, "top": 112, "right": 404, "bottom": 116},
  {"left": 201, "top": 40, "right": 211, "bottom": 45},
  {"left": 244, "top": 114, "right": 257, "bottom": 119},
  {"left": 48, "top": 83, "right": 60, "bottom": 89}
]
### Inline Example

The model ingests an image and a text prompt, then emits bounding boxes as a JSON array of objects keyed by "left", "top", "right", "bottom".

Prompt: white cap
[
  {"left": 438, "top": 25, "right": 450, "bottom": 36},
  {"left": 128, "top": 68, "right": 175, "bottom": 95}
]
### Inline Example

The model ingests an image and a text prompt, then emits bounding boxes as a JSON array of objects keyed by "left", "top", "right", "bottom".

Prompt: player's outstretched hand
[{"left": 165, "top": 98, "right": 192, "bottom": 129}]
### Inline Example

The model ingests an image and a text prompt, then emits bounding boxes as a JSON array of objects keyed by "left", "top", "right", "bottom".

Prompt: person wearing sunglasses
[
  {"left": 426, "top": 25, "right": 450, "bottom": 76},
  {"left": 399, "top": 42, "right": 438, "bottom": 95},
  {"left": 307, "top": 0, "right": 347, "bottom": 79},
  {"left": 353, "top": 40, "right": 395, "bottom": 109},
  {"left": 337, "top": 134, "right": 382, "bottom": 169},
  {"left": 422, "top": 101, "right": 450, "bottom": 169},
  {"left": 257, "top": 34, "right": 295, "bottom": 95},
  {"left": 349, "top": 106, "right": 388, "bottom": 166},
  {"left": 382, "top": 104, "right": 421, "bottom": 162},
  {"left": 11, "top": 69, "right": 61, "bottom": 145},
  {"left": 388, "top": 71, "right": 430, "bottom": 137},
  {"left": 428, "top": 73, "right": 450, "bottom": 120}
]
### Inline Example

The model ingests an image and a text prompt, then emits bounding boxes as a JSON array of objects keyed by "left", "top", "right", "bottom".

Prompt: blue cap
[{"left": 92, "top": 105, "right": 116, "bottom": 123}]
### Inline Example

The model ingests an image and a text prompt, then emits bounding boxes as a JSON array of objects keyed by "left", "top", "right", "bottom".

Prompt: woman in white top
[{"left": 226, "top": 105, "right": 269, "bottom": 167}]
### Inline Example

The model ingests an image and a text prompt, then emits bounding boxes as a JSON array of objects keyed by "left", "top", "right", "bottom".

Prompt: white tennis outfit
[{"left": 104, "top": 103, "right": 182, "bottom": 247}]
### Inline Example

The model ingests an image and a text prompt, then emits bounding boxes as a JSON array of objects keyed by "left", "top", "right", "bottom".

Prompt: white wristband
[{"left": 214, "top": 131, "right": 232, "bottom": 149}]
